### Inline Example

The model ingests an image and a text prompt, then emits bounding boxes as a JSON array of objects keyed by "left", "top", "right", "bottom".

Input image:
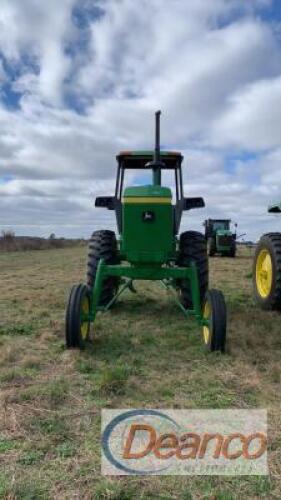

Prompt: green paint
[
  {"left": 122, "top": 185, "right": 174, "bottom": 263},
  {"left": 153, "top": 168, "right": 161, "bottom": 186},
  {"left": 123, "top": 185, "right": 172, "bottom": 198},
  {"left": 205, "top": 220, "right": 235, "bottom": 255},
  {"left": 216, "top": 229, "right": 233, "bottom": 252},
  {"left": 88, "top": 259, "right": 207, "bottom": 327}
]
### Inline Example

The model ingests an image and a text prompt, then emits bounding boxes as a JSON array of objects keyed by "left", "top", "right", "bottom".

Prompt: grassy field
[{"left": 0, "top": 246, "right": 280, "bottom": 499}]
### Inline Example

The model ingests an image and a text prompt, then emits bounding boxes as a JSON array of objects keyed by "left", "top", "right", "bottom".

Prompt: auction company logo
[{"left": 101, "top": 409, "right": 268, "bottom": 475}]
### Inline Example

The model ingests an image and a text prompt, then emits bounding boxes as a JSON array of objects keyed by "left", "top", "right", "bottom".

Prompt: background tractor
[
  {"left": 204, "top": 219, "right": 237, "bottom": 257},
  {"left": 253, "top": 203, "right": 281, "bottom": 310},
  {"left": 66, "top": 111, "right": 227, "bottom": 353}
]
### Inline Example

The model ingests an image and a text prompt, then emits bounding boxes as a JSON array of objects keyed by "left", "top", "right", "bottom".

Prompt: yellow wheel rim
[
  {"left": 256, "top": 249, "right": 273, "bottom": 298},
  {"left": 203, "top": 301, "right": 211, "bottom": 344},
  {"left": 80, "top": 295, "right": 90, "bottom": 340}
]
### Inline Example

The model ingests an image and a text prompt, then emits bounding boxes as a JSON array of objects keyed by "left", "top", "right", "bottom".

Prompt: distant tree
[
  {"left": 49, "top": 233, "right": 56, "bottom": 240},
  {"left": 1, "top": 230, "right": 15, "bottom": 241}
]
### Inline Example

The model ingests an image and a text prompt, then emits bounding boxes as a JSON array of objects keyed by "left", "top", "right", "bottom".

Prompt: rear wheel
[
  {"left": 229, "top": 241, "right": 236, "bottom": 258},
  {"left": 202, "top": 289, "right": 226, "bottom": 352},
  {"left": 253, "top": 233, "right": 281, "bottom": 310},
  {"left": 87, "top": 230, "right": 119, "bottom": 306},
  {"left": 65, "top": 284, "right": 91, "bottom": 349},
  {"left": 177, "top": 231, "right": 208, "bottom": 308},
  {"left": 207, "top": 237, "right": 216, "bottom": 257}
]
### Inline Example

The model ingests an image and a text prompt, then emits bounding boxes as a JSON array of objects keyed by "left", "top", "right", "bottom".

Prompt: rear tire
[
  {"left": 87, "top": 230, "right": 119, "bottom": 306},
  {"left": 177, "top": 231, "right": 208, "bottom": 308},
  {"left": 229, "top": 241, "right": 236, "bottom": 258},
  {"left": 207, "top": 237, "right": 216, "bottom": 257},
  {"left": 202, "top": 289, "right": 226, "bottom": 352},
  {"left": 253, "top": 233, "right": 281, "bottom": 310},
  {"left": 65, "top": 284, "right": 91, "bottom": 349}
]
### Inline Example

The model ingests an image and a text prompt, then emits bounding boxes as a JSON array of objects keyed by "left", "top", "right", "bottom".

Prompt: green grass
[
  {"left": 98, "top": 364, "right": 132, "bottom": 395},
  {"left": 0, "top": 246, "right": 280, "bottom": 498},
  {"left": 0, "top": 437, "right": 19, "bottom": 452},
  {"left": 0, "top": 322, "right": 34, "bottom": 336}
]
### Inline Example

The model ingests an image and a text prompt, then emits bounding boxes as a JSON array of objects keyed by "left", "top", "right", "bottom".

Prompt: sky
[{"left": 1, "top": 0, "right": 281, "bottom": 241}]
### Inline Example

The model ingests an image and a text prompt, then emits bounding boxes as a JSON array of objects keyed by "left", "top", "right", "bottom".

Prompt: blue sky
[
  {"left": 1, "top": 0, "right": 281, "bottom": 240},
  {"left": 258, "top": 0, "right": 281, "bottom": 22}
]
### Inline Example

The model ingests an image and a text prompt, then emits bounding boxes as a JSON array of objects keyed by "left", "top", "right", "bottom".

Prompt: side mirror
[
  {"left": 95, "top": 196, "right": 115, "bottom": 210},
  {"left": 183, "top": 197, "right": 205, "bottom": 210}
]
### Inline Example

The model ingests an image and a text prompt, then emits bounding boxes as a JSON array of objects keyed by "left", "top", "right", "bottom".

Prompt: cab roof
[
  {"left": 117, "top": 150, "right": 183, "bottom": 169},
  {"left": 268, "top": 203, "right": 281, "bottom": 213},
  {"left": 207, "top": 219, "right": 231, "bottom": 223}
]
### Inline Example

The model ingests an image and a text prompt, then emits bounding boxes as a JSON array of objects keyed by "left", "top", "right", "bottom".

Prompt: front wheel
[
  {"left": 202, "top": 289, "right": 226, "bottom": 352},
  {"left": 65, "top": 284, "right": 91, "bottom": 349}
]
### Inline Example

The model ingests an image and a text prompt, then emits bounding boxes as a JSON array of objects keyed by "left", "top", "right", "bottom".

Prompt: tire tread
[
  {"left": 87, "top": 230, "right": 119, "bottom": 306},
  {"left": 253, "top": 233, "right": 281, "bottom": 310},
  {"left": 177, "top": 231, "right": 208, "bottom": 308}
]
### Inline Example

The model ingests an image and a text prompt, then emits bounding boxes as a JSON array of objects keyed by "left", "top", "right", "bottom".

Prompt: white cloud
[
  {"left": 211, "top": 76, "right": 281, "bottom": 149},
  {"left": 0, "top": 0, "right": 75, "bottom": 104}
]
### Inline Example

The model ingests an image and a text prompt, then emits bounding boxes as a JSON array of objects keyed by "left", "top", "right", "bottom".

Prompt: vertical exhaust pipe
[{"left": 153, "top": 110, "right": 162, "bottom": 186}]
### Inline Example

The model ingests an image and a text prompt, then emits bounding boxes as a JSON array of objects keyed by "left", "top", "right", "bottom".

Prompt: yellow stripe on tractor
[{"left": 122, "top": 197, "right": 171, "bottom": 204}]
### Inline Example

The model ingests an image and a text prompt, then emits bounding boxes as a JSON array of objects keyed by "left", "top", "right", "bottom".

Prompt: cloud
[
  {"left": 0, "top": 60, "right": 7, "bottom": 83},
  {"left": 0, "top": 0, "right": 281, "bottom": 240},
  {"left": 0, "top": 0, "right": 75, "bottom": 104},
  {"left": 211, "top": 75, "right": 281, "bottom": 149}
]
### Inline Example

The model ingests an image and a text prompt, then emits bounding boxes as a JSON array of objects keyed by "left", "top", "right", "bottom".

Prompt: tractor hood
[
  {"left": 216, "top": 229, "right": 232, "bottom": 236},
  {"left": 123, "top": 185, "right": 172, "bottom": 203}
]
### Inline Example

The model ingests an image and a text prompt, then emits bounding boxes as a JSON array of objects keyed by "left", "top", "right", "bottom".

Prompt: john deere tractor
[
  {"left": 66, "top": 111, "right": 227, "bottom": 352},
  {"left": 204, "top": 219, "right": 237, "bottom": 257},
  {"left": 253, "top": 203, "right": 281, "bottom": 309}
]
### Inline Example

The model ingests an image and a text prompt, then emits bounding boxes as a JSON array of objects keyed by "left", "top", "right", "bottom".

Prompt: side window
[{"left": 161, "top": 169, "right": 182, "bottom": 203}]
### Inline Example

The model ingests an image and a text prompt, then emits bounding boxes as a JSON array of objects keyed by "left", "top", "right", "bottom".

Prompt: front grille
[{"left": 218, "top": 235, "right": 232, "bottom": 246}]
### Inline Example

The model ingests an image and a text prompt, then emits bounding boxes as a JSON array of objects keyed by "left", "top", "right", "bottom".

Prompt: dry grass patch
[{"left": 0, "top": 246, "right": 280, "bottom": 498}]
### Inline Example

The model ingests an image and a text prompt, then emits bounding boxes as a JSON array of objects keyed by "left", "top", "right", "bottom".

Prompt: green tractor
[
  {"left": 66, "top": 111, "right": 227, "bottom": 352},
  {"left": 204, "top": 219, "right": 237, "bottom": 257},
  {"left": 253, "top": 203, "right": 281, "bottom": 310}
]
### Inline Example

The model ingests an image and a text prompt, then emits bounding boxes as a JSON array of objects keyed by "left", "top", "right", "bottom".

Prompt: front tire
[
  {"left": 253, "top": 233, "right": 281, "bottom": 310},
  {"left": 202, "top": 289, "right": 226, "bottom": 352},
  {"left": 177, "top": 231, "right": 208, "bottom": 308},
  {"left": 65, "top": 284, "right": 91, "bottom": 349}
]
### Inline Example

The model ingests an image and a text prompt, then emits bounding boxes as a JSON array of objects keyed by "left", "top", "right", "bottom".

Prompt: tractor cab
[
  {"left": 96, "top": 111, "right": 205, "bottom": 264},
  {"left": 204, "top": 219, "right": 236, "bottom": 257},
  {"left": 205, "top": 219, "right": 231, "bottom": 236},
  {"left": 117, "top": 150, "right": 187, "bottom": 235},
  {"left": 96, "top": 150, "right": 205, "bottom": 235},
  {"left": 96, "top": 148, "right": 205, "bottom": 264},
  {"left": 268, "top": 202, "right": 281, "bottom": 213}
]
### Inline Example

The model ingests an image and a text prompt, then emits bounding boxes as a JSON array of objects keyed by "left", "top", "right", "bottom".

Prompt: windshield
[
  {"left": 116, "top": 166, "right": 182, "bottom": 203},
  {"left": 213, "top": 221, "right": 229, "bottom": 231}
]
